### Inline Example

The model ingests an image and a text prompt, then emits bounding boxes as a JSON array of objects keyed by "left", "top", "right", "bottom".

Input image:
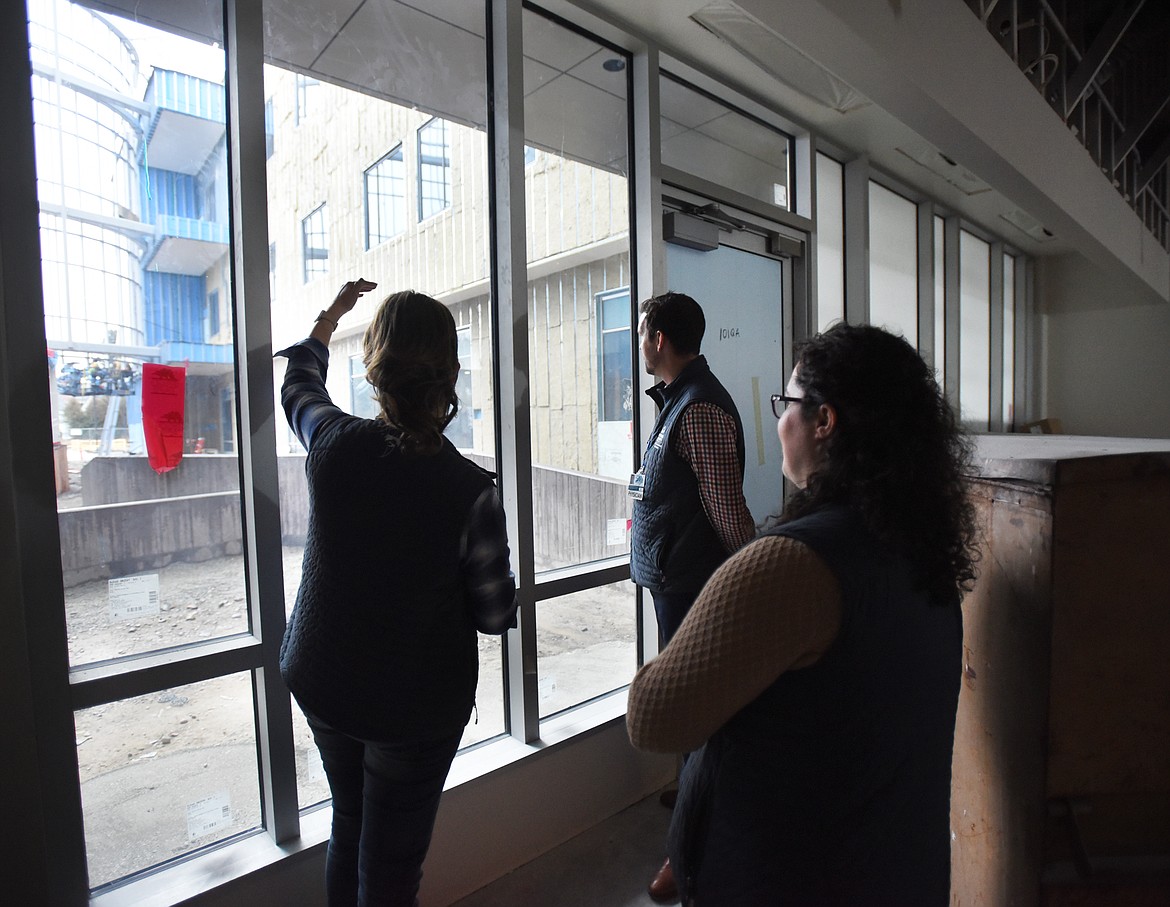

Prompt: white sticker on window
[
  {"left": 108, "top": 574, "right": 160, "bottom": 621},
  {"left": 186, "top": 790, "right": 232, "bottom": 841},
  {"left": 606, "top": 518, "right": 626, "bottom": 547}
]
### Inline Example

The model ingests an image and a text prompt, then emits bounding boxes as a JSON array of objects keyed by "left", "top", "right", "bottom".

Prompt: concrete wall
[
  {"left": 58, "top": 492, "right": 243, "bottom": 587},
  {"left": 63, "top": 454, "right": 631, "bottom": 586}
]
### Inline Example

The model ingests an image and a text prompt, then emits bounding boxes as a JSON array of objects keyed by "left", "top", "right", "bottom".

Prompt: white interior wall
[{"left": 1038, "top": 255, "right": 1170, "bottom": 438}]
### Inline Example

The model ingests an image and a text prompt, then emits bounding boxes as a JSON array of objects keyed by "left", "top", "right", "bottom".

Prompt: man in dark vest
[{"left": 629, "top": 291, "right": 754, "bottom": 902}]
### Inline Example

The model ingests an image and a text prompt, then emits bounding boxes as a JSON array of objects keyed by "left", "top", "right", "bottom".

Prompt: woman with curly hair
[
  {"left": 277, "top": 280, "right": 517, "bottom": 907},
  {"left": 628, "top": 322, "right": 977, "bottom": 906}
]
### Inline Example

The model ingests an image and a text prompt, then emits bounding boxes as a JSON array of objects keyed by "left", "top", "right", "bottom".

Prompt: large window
[
  {"left": 365, "top": 146, "right": 406, "bottom": 248},
  {"left": 417, "top": 117, "right": 451, "bottom": 220},
  {"left": 8, "top": 2, "right": 1035, "bottom": 903},
  {"left": 815, "top": 152, "right": 845, "bottom": 331},
  {"left": 868, "top": 181, "right": 918, "bottom": 344},
  {"left": 959, "top": 229, "right": 992, "bottom": 427},
  {"left": 1003, "top": 253, "right": 1016, "bottom": 428},
  {"left": 262, "top": 6, "right": 501, "bottom": 782},
  {"left": 523, "top": 6, "right": 636, "bottom": 718},
  {"left": 661, "top": 72, "right": 793, "bottom": 211},
  {"left": 26, "top": 0, "right": 250, "bottom": 888}
]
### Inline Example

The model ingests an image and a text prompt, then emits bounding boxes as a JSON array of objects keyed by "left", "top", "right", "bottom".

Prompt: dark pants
[
  {"left": 306, "top": 715, "right": 462, "bottom": 907},
  {"left": 651, "top": 588, "right": 699, "bottom": 647}
]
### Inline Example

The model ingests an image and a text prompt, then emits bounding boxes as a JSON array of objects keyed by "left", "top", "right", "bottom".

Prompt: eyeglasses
[{"left": 770, "top": 393, "right": 804, "bottom": 418}]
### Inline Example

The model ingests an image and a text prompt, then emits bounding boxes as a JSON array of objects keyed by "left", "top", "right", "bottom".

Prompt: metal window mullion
[
  {"left": 489, "top": 0, "right": 539, "bottom": 744},
  {"left": 793, "top": 135, "right": 817, "bottom": 344},
  {"left": 1018, "top": 257, "right": 1036, "bottom": 425},
  {"left": 224, "top": 0, "right": 299, "bottom": 845},
  {"left": 1, "top": 4, "right": 89, "bottom": 901},
  {"left": 916, "top": 200, "right": 936, "bottom": 371},
  {"left": 632, "top": 43, "right": 662, "bottom": 667},
  {"left": 843, "top": 156, "right": 869, "bottom": 325},
  {"left": 943, "top": 216, "right": 962, "bottom": 411},
  {"left": 988, "top": 242, "right": 1005, "bottom": 430}
]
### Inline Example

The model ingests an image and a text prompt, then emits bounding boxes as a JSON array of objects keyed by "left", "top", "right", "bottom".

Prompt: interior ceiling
[{"left": 86, "top": 0, "right": 1169, "bottom": 259}]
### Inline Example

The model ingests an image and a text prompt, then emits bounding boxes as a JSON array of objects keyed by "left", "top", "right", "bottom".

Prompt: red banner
[{"left": 141, "top": 363, "right": 186, "bottom": 474}]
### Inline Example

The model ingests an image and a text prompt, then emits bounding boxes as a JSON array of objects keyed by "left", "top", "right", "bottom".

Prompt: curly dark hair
[
  {"left": 361, "top": 290, "right": 459, "bottom": 455},
  {"left": 782, "top": 323, "right": 978, "bottom": 601}
]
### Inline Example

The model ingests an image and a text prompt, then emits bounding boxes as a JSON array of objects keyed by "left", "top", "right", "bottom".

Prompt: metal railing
[{"left": 967, "top": 0, "right": 1170, "bottom": 251}]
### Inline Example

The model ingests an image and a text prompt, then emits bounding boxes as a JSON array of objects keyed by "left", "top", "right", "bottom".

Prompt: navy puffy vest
[
  {"left": 669, "top": 505, "right": 962, "bottom": 906},
  {"left": 629, "top": 355, "right": 745, "bottom": 595}
]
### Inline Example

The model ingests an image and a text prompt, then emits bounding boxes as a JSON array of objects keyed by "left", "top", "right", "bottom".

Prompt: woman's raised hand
[{"left": 331, "top": 278, "right": 378, "bottom": 316}]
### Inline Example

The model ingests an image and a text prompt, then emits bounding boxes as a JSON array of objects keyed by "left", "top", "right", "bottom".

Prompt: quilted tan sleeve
[{"left": 627, "top": 535, "right": 841, "bottom": 753}]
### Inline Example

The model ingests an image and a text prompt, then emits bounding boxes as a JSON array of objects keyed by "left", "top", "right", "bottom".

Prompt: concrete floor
[{"left": 449, "top": 789, "right": 677, "bottom": 907}]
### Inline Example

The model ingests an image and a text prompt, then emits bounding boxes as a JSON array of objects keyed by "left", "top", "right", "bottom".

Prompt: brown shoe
[{"left": 648, "top": 857, "right": 678, "bottom": 903}]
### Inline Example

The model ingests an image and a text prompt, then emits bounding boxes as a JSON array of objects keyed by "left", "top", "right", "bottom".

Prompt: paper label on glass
[
  {"left": 606, "top": 518, "right": 626, "bottom": 547},
  {"left": 187, "top": 791, "right": 232, "bottom": 841},
  {"left": 108, "top": 574, "right": 160, "bottom": 621}
]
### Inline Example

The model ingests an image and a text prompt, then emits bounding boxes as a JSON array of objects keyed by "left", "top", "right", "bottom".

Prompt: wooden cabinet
[{"left": 951, "top": 436, "right": 1170, "bottom": 905}]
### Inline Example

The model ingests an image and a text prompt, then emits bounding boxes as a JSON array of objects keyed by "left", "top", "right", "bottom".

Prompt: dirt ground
[{"left": 64, "top": 539, "right": 637, "bottom": 887}]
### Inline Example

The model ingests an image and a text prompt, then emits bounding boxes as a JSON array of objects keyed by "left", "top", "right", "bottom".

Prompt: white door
[{"left": 666, "top": 242, "right": 785, "bottom": 524}]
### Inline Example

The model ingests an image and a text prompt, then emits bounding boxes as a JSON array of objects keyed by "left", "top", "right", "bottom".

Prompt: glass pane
[
  {"left": 264, "top": 0, "right": 503, "bottom": 770},
  {"left": 30, "top": 0, "right": 248, "bottom": 668},
  {"left": 1003, "top": 254, "right": 1016, "bottom": 429},
  {"left": 959, "top": 230, "right": 991, "bottom": 427},
  {"left": 815, "top": 153, "right": 845, "bottom": 331},
  {"left": 76, "top": 673, "right": 261, "bottom": 888},
  {"left": 661, "top": 73, "right": 792, "bottom": 211},
  {"left": 524, "top": 8, "right": 633, "bottom": 573},
  {"left": 934, "top": 216, "right": 945, "bottom": 375},
  {"left": 537, "top": 581, "right": 638, "bottom": 720},
  {"left": 868, "top": 181, "right": 918, "bottom": 344}
]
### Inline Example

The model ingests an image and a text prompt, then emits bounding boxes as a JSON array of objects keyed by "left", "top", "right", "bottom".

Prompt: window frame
[
  {"left": 363, "top": 145, "right": 406, "bottom": 249},
  {"left": 301, "top": 203, "right": 328, "bottom": 283},
  {"left": 416, "top": 116, "right": 451, "bottom": 221},
  {"left": 0, "top": 1, "right": 1038, "bottom": 903}
]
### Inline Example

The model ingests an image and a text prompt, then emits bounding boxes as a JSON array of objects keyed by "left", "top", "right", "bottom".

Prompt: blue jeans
[{"left": 306, "top": 715, "right": 462, "bottom": 907}]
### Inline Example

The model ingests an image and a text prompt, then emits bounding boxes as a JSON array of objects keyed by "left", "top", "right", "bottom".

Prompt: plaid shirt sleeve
[{"left": 674, "top": 402, "right": 756, "bottom": 553}]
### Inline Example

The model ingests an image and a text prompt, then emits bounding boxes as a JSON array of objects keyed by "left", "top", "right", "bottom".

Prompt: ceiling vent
[
  {"left": 689, "top": 1, "right": 869, "bottom": 114},
  {"left": 895, "top": 140, "right": 992, "bottom": 196},
  {"left": 999, "top": 208, "right": 1056, "bottom": 243}
]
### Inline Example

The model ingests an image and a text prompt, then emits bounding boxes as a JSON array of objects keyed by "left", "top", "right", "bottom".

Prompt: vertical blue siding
[
  {"left": 143, "top": 271, "right": 205, "bottom": 345},
  {"left": 142, "top": 169, "right": 201, "bottom": 222},
  {"left": 144, "top": 70, "right": 226, "bottom": 124}
]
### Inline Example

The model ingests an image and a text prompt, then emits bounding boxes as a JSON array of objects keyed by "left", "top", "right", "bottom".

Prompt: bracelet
[{"left": 315, "top": 310, "right": 339, "bottom": 330}]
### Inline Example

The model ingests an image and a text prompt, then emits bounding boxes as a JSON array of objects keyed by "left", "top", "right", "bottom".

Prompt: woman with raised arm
[
  {"left": 628, "top": 322, "right": 978, "bottom": 906},
  {"left": 276, "top": 280, "right": 517, "bottom": 907}
]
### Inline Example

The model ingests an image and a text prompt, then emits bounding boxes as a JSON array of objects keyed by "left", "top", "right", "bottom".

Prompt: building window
[
  {"left": 301, "top": 204, "right": 328, "bottom": 282},
  {"left": 264, "top": 97, "right": 274, "bottom": 158},
  {"left": 205, "top": 288, "right": 220, "bottom": 337},
  {"left": 417, "top": 117, "right": 451, "bottom": 220},
  {"left": 364, "top": 146, "right": 405, "bottom": 248},
  {"left": 295, "top": 74, "right": 318, "bottom": 125},
  {"left": 597, "top": 288, "right": 632, "bottom": 423}
]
